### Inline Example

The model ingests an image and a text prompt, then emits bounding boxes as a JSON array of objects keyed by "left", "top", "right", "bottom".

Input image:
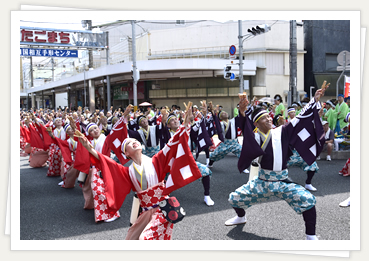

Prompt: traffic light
[
  {"left": 224, "top": 66, "right": 232, "bottom": 80},
  {"left": 247, "top": 24, "right": 271, "bottom": 36},
  {"left": 131, "top": 68, "right": 140, "bottom": 82},
  {"left": 224, "top": 65, "right": 237, "bottom": 81}
]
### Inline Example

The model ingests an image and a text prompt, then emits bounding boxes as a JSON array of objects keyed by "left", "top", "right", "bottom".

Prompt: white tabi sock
[{"left": 204, "top": 195, "right": 214, "bottom": 206}]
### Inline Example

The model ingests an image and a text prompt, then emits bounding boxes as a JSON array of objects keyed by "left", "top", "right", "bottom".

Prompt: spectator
[
  {"left": 322, "top": 100, "right": 337, "bottom": 131},
  {"left": 233, "top": 104, "right": 239, "bottom": 117},
  {"left": 146, "top": 106, "right": 155, "bottom": 118},
  {"left": 274, "top": 94, "right": 285, "bottom": 119},
  {"left": 317, "top": 121, "right": 334, "bottom": 161},
  {"left": 334, "top": 125, "right": 350, "bottom": 151},
  {"left": 292, "top": 101, "right": 302, "bottom": 115},
  {"left": 344, "top": 96, "right": 350, "bottom": 110},
  {"left": 286, "top": 106, "right": 296, "bottom": 123},
  {"left": 334, "top": 94, "right": 350, "bottom": 133},
  {"left": 338, "top": 112, "right": 350, "bottom": 177}
]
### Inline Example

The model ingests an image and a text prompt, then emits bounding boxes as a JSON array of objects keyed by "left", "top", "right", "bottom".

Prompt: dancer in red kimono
[
  {"left": 78, "top": 104, "right": 202, "bottom": 240},
  {"left": 24, "top": 117, "right": 49, "bottom": 168},
  {"left": 82, "top": 122, "right": 120, "bottom": 223},
  {"left": 47, "top": 118, "right": 65, "bottom": 177},
  {"left": 51, "top": 123, "right": 80, "bottom": 188}
]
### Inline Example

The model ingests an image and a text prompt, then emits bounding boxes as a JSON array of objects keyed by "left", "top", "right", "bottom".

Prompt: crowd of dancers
[{"left": 19, "top": 80, "right": 350, "bottom": 240}]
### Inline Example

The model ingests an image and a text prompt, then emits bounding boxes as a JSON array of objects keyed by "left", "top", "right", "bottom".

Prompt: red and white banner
[{"left": 344, "top": 76, "right": 350, "bottom": 98}]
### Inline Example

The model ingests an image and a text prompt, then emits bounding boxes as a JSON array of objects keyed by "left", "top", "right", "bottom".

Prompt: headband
[
  {"left": 121, "top": 138, "right": 129, "bottom": 154},
  {"left": 137, "top": 115, "right": 146, "bottom": 125},
  {"left": 53, "top": 117, "right": 62, "bottom": 123},
  {"left": 287, "top": 108, "right": 295, "bottom": 113},
  {"left": 326, "top": 100, "right": 335, "bottom": 107},
  {"left": 86, "top": 123, "right": 97, "bottom": 133},
  {"left": 166, "top": 114, "right": 177, "bottom": 125},
  {"left": 261, "top": 102, "right": 268, "bottom": 108},
  {"left": 219, "top": 111, "right": 227, "bottom": 118},
  {"left": 64, "top": 123, "right": 71, "bottom": 132},
  {"left": 253, "top": 109, "right": 268, "bottom": 123},
  {"left": 292, "top": 102, "right": 300, "bottom": 107}
]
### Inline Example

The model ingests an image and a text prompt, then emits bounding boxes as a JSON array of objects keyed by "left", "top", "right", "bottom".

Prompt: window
[{"left": 325, "top": 53, "right": 339, "bottom": 71}]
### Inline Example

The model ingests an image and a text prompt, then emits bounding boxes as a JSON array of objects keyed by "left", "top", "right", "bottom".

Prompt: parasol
[{"left": 139, "top": 102, "right": 152, "bottom": 106}]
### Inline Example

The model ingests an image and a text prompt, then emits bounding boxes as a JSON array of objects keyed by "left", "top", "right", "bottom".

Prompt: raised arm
[{"left": 77, "top": 134, "right": 99, "bottom": 159}]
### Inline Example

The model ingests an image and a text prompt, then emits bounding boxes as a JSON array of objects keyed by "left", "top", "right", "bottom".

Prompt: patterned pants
[
  {"left": 210, "top": 139, "right": 241, "bottom": 162},
  {"left": 228, "top": 169, "right": 316, "bottom": 214},
  {"left": 47, "top": 144, "right": 56, "bottom": 164},
  {"left": 139, "top": 209, "right": 174, "bottom": 240},
  {"left": 91, "top": 168, "right": 120, "bottom": 222},
  {"left": 340, "top": 158, "right": 350, "bottom": 176},
  {"left": 47, "top": 145, "right": 63, "bottom": 177},
  {"left": 287, "top": 150, "right": 319, "bottom": 172},
  {"left": 62, "top": 161, "right": 71, "bottom": 183},
  {"left": 142, "top": 146, "right": 160, "bottom": 158},
  {"left": 196, "top": 161, "right": 212, "bottom": 177}
]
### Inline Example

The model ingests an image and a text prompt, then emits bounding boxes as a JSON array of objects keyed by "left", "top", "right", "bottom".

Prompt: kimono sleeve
[
  {"left": 287, "top": 98, "right": 325, "bottom": 165},
  {"left": 40, "top": 124, "right": 55, "bottom": 150},
  {"left": 54, "top": 137, "right": 73, "bottom": 165},
  {"left": 73, "top": 143, "right": 91, "bottom": 174},
  {"left": 213, "top": 114, "right": 224, "bottom": 142},
  {"left": 90, "top": 151, "right": 133, "bottom": 215},
  {"left": 127, "top": 129, "right": 142, "bottom": 142},
  {"left": 29, "top": 124, "right": 44, "bottom": 149},
  {"left": 238, "top": 112, "right": 264, "bottom": 173},
  {"left": 152, "top": 124, "right": 202, "bottom": 195}
]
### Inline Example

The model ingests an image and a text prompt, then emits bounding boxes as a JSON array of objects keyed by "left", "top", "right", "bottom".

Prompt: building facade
[
  {"left": 303, "top": 20, "right": 350, "bottom": 101},
  {"left": 20, "top": 20, "right": 307, "bottom": 116}
]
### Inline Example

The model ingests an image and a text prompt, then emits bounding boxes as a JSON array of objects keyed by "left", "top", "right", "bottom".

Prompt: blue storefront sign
[{"left": 20, "top": 48, "right": 78, "bottom": 58}]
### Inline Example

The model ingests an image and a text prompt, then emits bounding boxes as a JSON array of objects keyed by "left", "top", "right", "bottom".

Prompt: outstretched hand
[
  {"left": 123, "top": 104, "right": 133, "bottom": 118},
  {"left": 315, "top": 80, "right": 330, "bottom": 102},
  {"left": 200, "top": 100, "right": 207, "bottom": 116},
  {"left": 78, "top": 135, "right": 92, "bottom": 150},
  {"left": 238, "top": 93, "right": 249, "bottom": 117},
  {"left": 183, "top": 102, "right": 193, "bottom": 126},
  {"left": 78, "top": 135, "right": 99, "bottom": 159}
]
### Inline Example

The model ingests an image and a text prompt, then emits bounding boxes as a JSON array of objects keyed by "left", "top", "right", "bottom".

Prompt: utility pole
[
  {"left": 289, "top": 20, "right": 298, "bottom": 106},
  {"left": 238, "top": 20, "right": 244, "bottom": 94},
  {"left": 30, "top": 56, "right": 33, "bottom": 87},
  {"left": 131, "top": 20, "right": 138, "bottom": 110},
  {"left": 86, "top": 20, "right": 94, "bottom": 69},
  {"left": 51, "top": 57, "right": 55, "bottom": 81},
  {"left": 105, "top": 31, "right": 111, "bottom": 110}
]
